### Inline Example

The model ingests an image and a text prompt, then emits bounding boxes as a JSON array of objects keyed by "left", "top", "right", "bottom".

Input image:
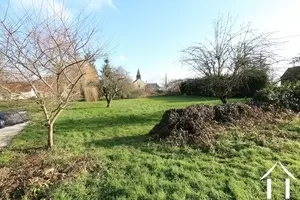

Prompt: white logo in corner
[{"left": 261, "top": 162, "right": 296, "bottom": 200}]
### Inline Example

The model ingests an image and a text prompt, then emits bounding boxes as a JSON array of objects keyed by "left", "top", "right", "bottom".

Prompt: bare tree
[
  {"left": 181, "top": 14, "right": 279, "bottom": 103},
  {"left": 100, "top": 59, "right": 130, "bottom": 107},
  {"left": 291, "top": 54, "right": 300, "bottom": 66},
  {"left": 0, "top": 1, "right": 107, "bottom": 148},
  {"left": 166, "top": 79, "right": 182, "bottom": 94}
]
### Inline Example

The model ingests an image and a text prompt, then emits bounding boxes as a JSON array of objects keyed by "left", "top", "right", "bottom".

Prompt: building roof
[
  {"left": 2, "top": 82, "right": 32, "bottom": 93},
  {"left": 281, "top": 66, "right": 300, "bottom": 82},
  {"left": 137, "top": 69, "right": 141, "bottom": 77},
  {"left": 136, "top": 68, "right": 141, "bottom": 80},
  {"left": 146, "top": 83, "right": 160, "bottom": 88},
  {"left": 133, "top": 79, "right": 145, "bottom": 84},
  {"left": 133, "top": 69, "right": 160, "bottom": 87}
]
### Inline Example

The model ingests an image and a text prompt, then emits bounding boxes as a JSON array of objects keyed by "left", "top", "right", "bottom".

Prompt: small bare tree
[
  {"left": 181, "top": 14, "right": 279, "bottom": 103},
  {"left": 100, "top": 59, "right": 130, "bottom": 107},
  {"left": 0, "top": 1, "right": 106, "bottom": 148},
  {"left": 165, "top": 79, "right": 182, "bottom": 94}
]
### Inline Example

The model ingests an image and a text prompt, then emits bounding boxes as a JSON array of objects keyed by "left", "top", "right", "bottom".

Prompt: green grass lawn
[{"left": 1, "top": 96, "right": 300, "bottom": 200}]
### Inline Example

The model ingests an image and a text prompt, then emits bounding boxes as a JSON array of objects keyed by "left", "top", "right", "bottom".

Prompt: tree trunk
[
  {"left": 48, "top": 123, "right": 54, "bottom": 148},
  {"left": 106, "top": 99, "right": 111, "bottom": 107},
  {"left": 220, "top": 95, "right": 227, "bottom": 104}
]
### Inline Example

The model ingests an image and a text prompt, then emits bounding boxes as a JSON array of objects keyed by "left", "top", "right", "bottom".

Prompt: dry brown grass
[{"left": 0, "top": 151, "right": 100, "bottom": 199}]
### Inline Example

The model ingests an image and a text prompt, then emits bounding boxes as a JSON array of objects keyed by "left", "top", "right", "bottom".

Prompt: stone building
[{"left": 133, "top": 69, "right": 160, "bottom": 91}]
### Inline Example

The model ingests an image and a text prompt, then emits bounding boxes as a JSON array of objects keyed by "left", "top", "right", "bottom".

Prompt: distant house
[
  {"left": 145, "top": 83, "right": 160, "bottom": 91},
  {"left": 133, "top": 69, "right": 146, "bottom": 89},
  {"left": 281, "top": 66, "right": 300, "bottom": 84},
  {"left": 0, "top": 75, "right": 88, "bottom": 100},
  {"left": 0, "top": 79, "right": 55, "bottom": 100},
  {"left": 132, "top": 69, "right": 161, "bottom": 91},
  {"left": 0, "top": 82, "right": 36, "bottom": 100}
]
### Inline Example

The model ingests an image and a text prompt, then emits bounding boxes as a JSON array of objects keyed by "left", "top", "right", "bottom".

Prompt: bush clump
[
  {"left": 179, "top": 69, "right": 268, "bottom": 98},
  {"left": 253, "top": 82, "right": 300, "bottom": 112},
  {"left": 149, "top": 103, "right": 293, "bottom": 151}
]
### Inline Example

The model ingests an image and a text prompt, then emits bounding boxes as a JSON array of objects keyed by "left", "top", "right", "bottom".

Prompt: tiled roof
[
  {"left": 281, "top": 66, "right": 300, "bottom": 82},
  {"left": 2, "top": 82, "right": 32, "bottom": 93},
  {"left": 146, "top": 83, "right": 160, "bottom": 88}
]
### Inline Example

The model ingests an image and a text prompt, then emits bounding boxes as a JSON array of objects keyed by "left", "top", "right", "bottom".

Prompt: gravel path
[{"left": 0, "top": 123, "right": 28, "bottom": 150}]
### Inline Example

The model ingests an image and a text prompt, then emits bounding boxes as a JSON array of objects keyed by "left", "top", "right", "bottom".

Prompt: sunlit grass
[{"left": 1, "top": 96, "right": 300, "bottom": 199}]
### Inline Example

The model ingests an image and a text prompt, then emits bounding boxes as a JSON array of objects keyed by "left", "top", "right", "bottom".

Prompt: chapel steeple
[{"left": 136, "top": 69, "right": 141, "bottom": 80}]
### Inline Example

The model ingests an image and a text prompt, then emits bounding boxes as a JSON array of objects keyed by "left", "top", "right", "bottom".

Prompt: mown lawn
[{"left": 1, "top": 96, "right": 300, "bottom": 200}]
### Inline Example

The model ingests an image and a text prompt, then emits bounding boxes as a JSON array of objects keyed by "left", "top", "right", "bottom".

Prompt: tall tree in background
[
  {"left": 100, "top": 59, "right": 130, "bottom": 107},
  {"left": 81, "top": 53, "right": 100, "bottom": 102},
  {"left": 0, "top": 1, "right": 107, "bottom": 148},
  {"left": 181, "top": 14, "right": 279, "bottom": 103}
]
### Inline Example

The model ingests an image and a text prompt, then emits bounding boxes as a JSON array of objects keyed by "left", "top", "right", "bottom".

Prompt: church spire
[{"left": 136, "top": 69, "right": 141, "bottom": 80}]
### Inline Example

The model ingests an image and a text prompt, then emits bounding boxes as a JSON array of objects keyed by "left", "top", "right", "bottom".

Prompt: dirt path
[{"left": 0, "top": 123, "right": 28, "bottom": 150}]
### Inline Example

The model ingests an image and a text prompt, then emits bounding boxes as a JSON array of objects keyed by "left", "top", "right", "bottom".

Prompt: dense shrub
[
  {"left": 179, "top": 77, "right": 214, "bottom": 96},
  {"left": 180, "top": 69, "right": 268, "bottom": 98},
  {"left": 253, "top": 82, "right": 300, "bottom": 112},
  {"left": 253, "top": 87, "right": 277, "bottom": 104},
  {"left": 233, "top": 69, "right": 269, "bottom": 97}
]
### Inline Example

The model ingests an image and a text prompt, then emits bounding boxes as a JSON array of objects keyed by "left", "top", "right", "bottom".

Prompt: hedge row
[{"left": 179, "top": 69, "right": 268, "bottom": 98}]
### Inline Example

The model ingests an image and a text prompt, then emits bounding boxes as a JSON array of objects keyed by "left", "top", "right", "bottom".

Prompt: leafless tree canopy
[
  {"left": 0, "top": 1, "right": 107, "bottom": 147},
  {"left": 291, "top": 54, "right": 300, "bottom": 66},
  {"left": 181, "top": 15, "right": 280, "bottom": 103}
]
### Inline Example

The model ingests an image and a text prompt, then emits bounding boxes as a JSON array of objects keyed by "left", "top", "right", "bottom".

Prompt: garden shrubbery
[
  {"left": 253, "top": 81, "right": 300, "bottom": 112},
  {"left": 180, "top": 69, "right": 268, "bottom": 98},
  {"left": 179, "top": 77, "right": 213, "bottom": 96},
  {"left": 234, "top": 69, "right": 269, "bottom": 97}
]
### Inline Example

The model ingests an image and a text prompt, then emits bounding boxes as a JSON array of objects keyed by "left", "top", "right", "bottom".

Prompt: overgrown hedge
[
  {"left": 179, "top": 77, "right": 213, "bottom": 96},
  {"left": 253, "top": 81, "right": 300, "bottom": 112},
  {"left": 234, "top": 69, "right": 269, "bottom": 97},
  {"left": 180, "top": 69, "right": 268, "bottom": 98}
]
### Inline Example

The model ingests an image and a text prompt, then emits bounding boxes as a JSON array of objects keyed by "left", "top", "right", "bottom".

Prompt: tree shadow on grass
[
  {"left": 64, "top": 105, "right": 102, "bottom": 111},
  {"left": 10, "top": 146, "right": 47, "bottom": 154},
  {"left": 86, "top": 134, "right": 150, "bottom": 149},
  {"left": 56, "top": 112, "right": 161, "bottom": 133},
  {"left": 147, "top": 95, "right": 218, "bottom": 103}
]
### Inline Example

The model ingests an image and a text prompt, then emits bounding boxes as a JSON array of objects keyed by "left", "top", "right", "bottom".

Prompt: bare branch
[
  {"left": 0, "top": 0, "right": 107, "bottom": 147},
  {"left": 180, "top": 14, "right": 280, "bottom": 103}
]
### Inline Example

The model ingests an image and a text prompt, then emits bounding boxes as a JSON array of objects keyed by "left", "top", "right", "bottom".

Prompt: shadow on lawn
[
  {"left": 147, "top": 95, "right": 218, "bottom": 103},
  {"left": 64, "top": 105, "right": 101, "bottom": 111},
  {"left": 86, "top": 134, "right": 149, "bottom": 148},
  {"left": 10, "top": 146, "right": 47, "bottom": 154},
  {"left": 56, "top": 112, "right": 161, "bottom": 133}
]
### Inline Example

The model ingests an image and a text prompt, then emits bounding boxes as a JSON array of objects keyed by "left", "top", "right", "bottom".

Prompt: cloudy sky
[{"left": 1, "top": 0, "right": 300, "bottom": 85}]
